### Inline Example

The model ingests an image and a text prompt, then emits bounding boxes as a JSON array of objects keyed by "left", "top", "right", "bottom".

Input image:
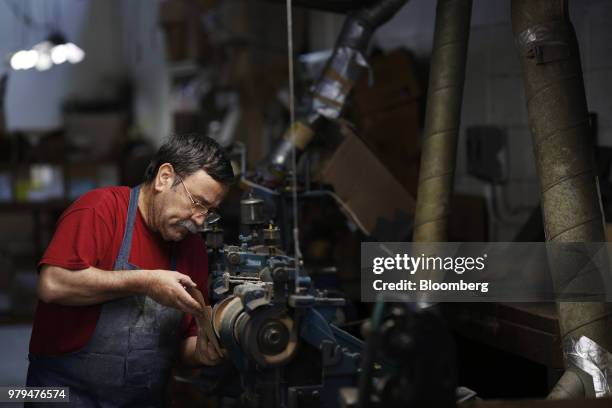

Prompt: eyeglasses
[{"left": 177, "top": 175, "right": 221, "bottom": 224}]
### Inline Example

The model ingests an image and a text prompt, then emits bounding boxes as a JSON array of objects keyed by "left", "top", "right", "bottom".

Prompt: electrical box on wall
[{"left": 466, "top": 126, "right": 509, "bottom": 185}]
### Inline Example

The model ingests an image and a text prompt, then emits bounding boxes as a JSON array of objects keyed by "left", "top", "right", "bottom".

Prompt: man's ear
[{"left": 154, "top": 163, "right": 175, "bottom": 192}]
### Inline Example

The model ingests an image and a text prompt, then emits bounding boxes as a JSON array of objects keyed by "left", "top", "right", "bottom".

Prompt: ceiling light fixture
[{"left": 10, "top": 32, "right": 85, "bottom": 71}]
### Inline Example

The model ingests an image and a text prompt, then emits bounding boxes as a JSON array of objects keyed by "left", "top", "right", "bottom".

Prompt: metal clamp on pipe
[
  {"left": 311, "top": 18, "right": 371, "bottom": 119},
  {"left": 516, "top": 22, "right": 572, "bottom": 64}
]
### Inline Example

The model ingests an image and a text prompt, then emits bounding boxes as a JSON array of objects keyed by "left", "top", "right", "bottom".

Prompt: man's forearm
[{"left": 37, "top": 264, "right": 151, "bottom": 306}]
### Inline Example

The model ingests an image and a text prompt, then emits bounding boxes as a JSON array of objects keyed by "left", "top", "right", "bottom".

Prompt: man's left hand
[{"left": 186, "top": 287, "right": 226, "bottom": 365}]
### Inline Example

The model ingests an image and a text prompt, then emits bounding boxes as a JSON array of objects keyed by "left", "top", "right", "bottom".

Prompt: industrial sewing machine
[
  {"left": 185, "top": 193, "right": 459, "bottom": 408},
  {"left": 198, "top": 194, "right": 368, "bottom": 408}
]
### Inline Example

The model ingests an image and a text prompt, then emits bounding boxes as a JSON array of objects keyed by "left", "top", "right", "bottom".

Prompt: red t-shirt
[{"left": 29, "top": 186, "right": 209, "bottom": 355}]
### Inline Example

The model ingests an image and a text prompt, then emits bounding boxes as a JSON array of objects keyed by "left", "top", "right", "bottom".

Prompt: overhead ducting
[
  {"left": 511, "top": 0, "right": 612, "bottom": 399},
  {"left": 262, "top": 0, "right": 409, "bottom": 184},
  {"left": 412, "top": 0, "right": 472, "bottom": 243}
]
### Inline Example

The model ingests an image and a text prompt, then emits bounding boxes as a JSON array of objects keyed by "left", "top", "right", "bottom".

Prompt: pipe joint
[{"left": 563, "top": 335, "right": 612, "bottom": 398}]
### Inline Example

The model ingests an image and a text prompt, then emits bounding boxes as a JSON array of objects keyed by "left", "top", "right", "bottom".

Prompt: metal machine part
[
  {"left": 263, "top": 224, "right": 281, "bottom": 247},
  {"left": 241, "top": 195, "right": 266, "bottom": 225},
  {"left": 202, "top": 197, "right": 467, "bottom": 408},
  {"left": 213, "top": 295, "right": 299, "bottom": 368},
  {"left": 356, "top": 303, "right": 457, "bottom": 408},
  {"left": 208, "top": 251, "right": 365, "bottom": 408},
  {"left": 205, "top": 226, "right": 225, "bottom": 250},
  {"left": 511, "top": 0, "right": 612, "bottom": 399},
  {"left": 199, "top": 199, "right": 376, "bottom": 407}
]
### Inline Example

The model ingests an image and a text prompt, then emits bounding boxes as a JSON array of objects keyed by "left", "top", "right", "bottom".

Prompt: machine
[
  {"left": 185, "top": 194, "right": 461, "bottom": 408},
  {"left": 198, "top": 194, "right": 370, "bottom": 408}
]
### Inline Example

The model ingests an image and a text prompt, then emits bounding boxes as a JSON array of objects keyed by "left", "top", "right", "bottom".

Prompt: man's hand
[
  {"left": 186, "top": 287, "right": 225, "bottom": 365},
  {"left": 144, "top": 270, "right": 204, "bottom": 315},
  {"left": 194, "top": 319, "right": 223, "bottom": 365}
]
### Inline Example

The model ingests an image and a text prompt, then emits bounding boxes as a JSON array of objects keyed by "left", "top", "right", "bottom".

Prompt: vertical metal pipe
[
  {"left": 412, "top": 0, "right": 472, "bottom": 242},
  {"left": 511, "top": 0, "right": 612, "bottom": 399}
]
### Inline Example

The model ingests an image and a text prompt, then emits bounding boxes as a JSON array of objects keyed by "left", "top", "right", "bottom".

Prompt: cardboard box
[
  {"left": 320, "top": 124, "right": 416, "bottom": 236},
  {"left": 359, "top": 102, "right": 420, "bottom": 153},
  {"left": 158, "top": 0, "right": 212, "bottom": 62},
  {"left": 349, "top": 49, "right": 423, "bottom": 198},
  {"left": 236, "top": 58, "right": 289, "bottom": 166},
  {"left": 352, "top": 48, "right": 421, "bottom": 117},
  {"left": 358, "top": 102, "right": 421, "bottom": 196}
]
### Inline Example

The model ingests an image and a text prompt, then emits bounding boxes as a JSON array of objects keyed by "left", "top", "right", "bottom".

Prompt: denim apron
[{"left": 26, "top": 185, "right": 183, "bottom": 407}]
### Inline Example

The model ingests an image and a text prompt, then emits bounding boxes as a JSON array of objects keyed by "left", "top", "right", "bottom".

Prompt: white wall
[
  {"left": 3, "top": 0, "right": 126, "bottom": 131},
  {"left": 119, "top": 0, "right": 171, "bottom": 146}
]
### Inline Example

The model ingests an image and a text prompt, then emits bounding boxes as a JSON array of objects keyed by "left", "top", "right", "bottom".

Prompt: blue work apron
[{"left": 26, "top": 185, "right": 183, "bottom": 407}]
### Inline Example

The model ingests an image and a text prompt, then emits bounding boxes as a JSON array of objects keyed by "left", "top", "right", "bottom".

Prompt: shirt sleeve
[{"left": 38, "top": 205, "right": 114, "bottom": 271}]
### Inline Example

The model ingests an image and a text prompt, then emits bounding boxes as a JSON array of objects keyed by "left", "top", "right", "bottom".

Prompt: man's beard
[{"left": 177, "top": 219, "right": 199, "bottom": 234}]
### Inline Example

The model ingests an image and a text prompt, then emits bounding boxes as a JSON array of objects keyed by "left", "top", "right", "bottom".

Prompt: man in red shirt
[{"left": 26, "top": 133, "right": 234, "bottom": 407}]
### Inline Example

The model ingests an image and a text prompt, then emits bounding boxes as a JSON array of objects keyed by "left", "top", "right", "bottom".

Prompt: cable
[{"left": 286, "top": 0, "right": 304, "bottom": 293}]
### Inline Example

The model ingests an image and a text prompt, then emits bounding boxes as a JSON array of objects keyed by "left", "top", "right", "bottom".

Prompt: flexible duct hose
[
  {"left": 412, "top": 0, "right": 472, "bottom": 242},
  {"left": 511, "top": 0, "right": 612, "bottom": 399},
  {"left": 264, "top": 0, "right": 409, "bottom": 179}
]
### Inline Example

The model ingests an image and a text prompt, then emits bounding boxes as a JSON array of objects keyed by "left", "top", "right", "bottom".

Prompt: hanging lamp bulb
[{"left": 9, "top": 31, "right": 85, "bottom": 71}]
